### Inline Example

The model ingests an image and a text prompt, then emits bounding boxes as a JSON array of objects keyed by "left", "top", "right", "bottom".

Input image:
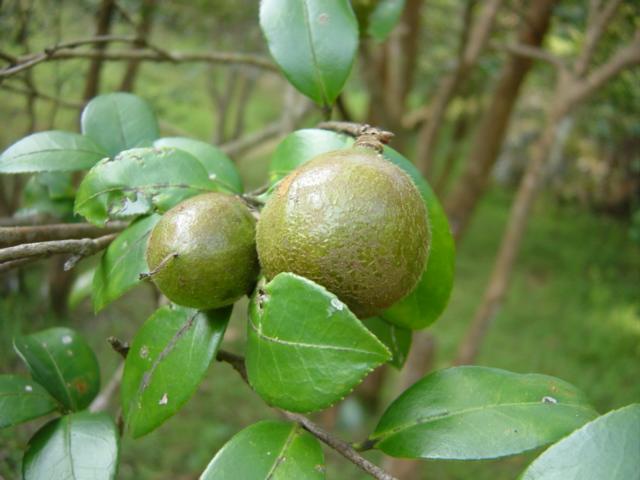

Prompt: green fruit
[
  {"left": 146, "top": 192, "right": 259, "bottom": 309},
  {"left": 256, "top": 147, "right": 429, "bottom": 318}
]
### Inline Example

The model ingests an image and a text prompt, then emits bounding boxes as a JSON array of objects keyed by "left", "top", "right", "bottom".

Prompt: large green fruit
[
  {"left": 256, "top": 148, "right": 429, "bottom": 318},
  {"left": 146, "top": 192, "right": 259, "bottom": 309}
]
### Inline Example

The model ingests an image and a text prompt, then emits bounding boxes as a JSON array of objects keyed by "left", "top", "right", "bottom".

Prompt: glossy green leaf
[
  {"left": 14, "top": 327, "right": 100, "bottom": 412},
  {"left": 92, "top": 214, "right": 160, "bottom": 312},
  {"left": 246, "top": 273, "right": 391, "bottom": 413},
  {"left": 363, "top": 317, "right": 411, "bottom": 369},
  {"left": 121, "top": 305, "right": 229, "bottom": 438},
  {"left": 372, "top": 366, "right": 598, "bottom": 460},
  {"left": 268, "top": 129, "right": 353, "bottom": 183},
  {"left": 368, "top": 0, "right": 405, "bottom": 41},
  {"left": 19, "top": 175, "right": 75, "bottom": 220},
  {"left": 74, "top": 147, "right": 216, "bottom": 226},
  {"left": 520, "top": 404, "right": 640, "bottom": 480},
  {"left": 0, "top": 131, "right": 106, "bottom": 174},
  {"left": 0, "top": 375, "right": 59, "bottom": 428},
  {"left": 81, "top": 92, "right": 159, "bottom": 157},
  {"left": 201, "top": 420, "right": 325, "bottom": 479},
  {"left": 381, "top": 146, "right": 455, "bottom": 329},
  {"left": 154, "top": 137, "right": 243, "bottom": 193},
  {"left": 260, "top": 0, "right": 358, "bottom": 106},
  {"left": 23, "top": 412, "right": 119, "bottom": 480}
]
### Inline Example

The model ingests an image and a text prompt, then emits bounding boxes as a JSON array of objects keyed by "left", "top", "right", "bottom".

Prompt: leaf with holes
[
  {"left": 81, "top": 92, "right": 159, "bottom": 157},
  {"left": 0, "top": 375, "right": 59, "bottom": 428},
  {"left": 74, "top": 147, "right": 216, "bottom": 226},
  {"left": 121, "top": 305, "right": 229, "bottom": 438},
  {"left": 520, "top": 404, "right": 640, "bottom": 480},
  {"left": 362, "top": 317, "right": 411, "bottom": 369},
  {"left": 371, "top": 366, "right": 598, "bottom": 460},
  {"left": 154, "top": 137, "right": 243, "bottom": 193},
  {"left": 0, "top": 131, "right": 107, "bottom": 174},
  {"left": 268, "top": 128, "right": 353, "bottom": 184},
  {"left": 260, "top": 0, "right": 358, "bottom": 106},
  {"left": 13, "top": 327, "right": 100, "bottom": 412},
  {"left": 92, "top": 214, "right": 161, "bottom": 312},
  {"left": 23, "top": 412, "right": 118, "bottom": 480},
  {"left": 201, "top": 420, "right": 325, "bottom": 479},
  {"left": 246, "top": 273, "right": 391, "bottom": 413},
  {"left": 381, "top": 146, "right": 455, "bottom": 330}
]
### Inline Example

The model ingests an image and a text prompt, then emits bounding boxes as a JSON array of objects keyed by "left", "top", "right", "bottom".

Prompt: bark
[
  {"left": 119, "top": 0, "right": 157, "bottom": 92},
  {"left": 82, "top": 0, "right": 117, "bottom": 101},
  {"left": 415, "top": 0, "right": 502, "bottom": 177},
  {"left": 445, "top": 0, "right": 557, "bottom": 242}
]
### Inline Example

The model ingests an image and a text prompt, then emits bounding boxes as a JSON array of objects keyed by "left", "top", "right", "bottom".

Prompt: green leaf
[
  {"left": 520, "top": 404, "right": 640, "bottom": 480},
  {"left": 0, "top": 131, "right": 106, "bottom": 174},
  {"left": 92, "top": 214, "right": 160, "bottom": 312},
  {"left": 81, "top": 92, "right": 159, "bottom": 157},
  {"left": 362, "top": 317, "right": 411, "bottom": 369},
  {"left": 201, "top": 420, "right": 325, "bottom": 479},
  {"left": 14, "top": 327, "right": 100, "bottom": 412},
  {"left": 19, "top": 175, "right": 75, "bottom": 220},
  {"left": 121, "top": 305, "right": 229, "bottom": 438},
  {"left": 371, "top": 366, "right": 598, "bottom": 460},
  {"left": 381, "top": 146, "right": 455, "bottom": 329},
  {"left": 260, "top": 0, "right": 359, "bottom": 106},
  {"left": 154, "top": 137, "right": 243, "bottom": 193},
  {"left": 368, "top": 0, "right": 405, "bottom": 41},
  {"left": 246, "top": 273, "right": 391, "bottom": 413},
  {"left": 0, "top": 375, "right": 59, "bottom": 428},
  {"left": 23, "top": 412, "right": 119, "bottom": 480},
  {"left": 74, "top": 146, "right": 216, "bottom": 226},
  {"left": 268, "top": 128, "right": 353, "bottom": 183}
]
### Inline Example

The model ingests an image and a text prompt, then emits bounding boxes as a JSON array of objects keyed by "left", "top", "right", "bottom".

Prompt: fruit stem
[
  {"left": 317, "top": 121, "right": 394, "bottom": 153},
  {"left": 139, "top": 252, "right": 178, "bottom": 280}
]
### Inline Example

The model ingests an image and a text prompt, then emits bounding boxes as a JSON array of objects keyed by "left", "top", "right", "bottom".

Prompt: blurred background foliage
[{"left": 0, "top": 1, "right": 638, "bottom": 479}]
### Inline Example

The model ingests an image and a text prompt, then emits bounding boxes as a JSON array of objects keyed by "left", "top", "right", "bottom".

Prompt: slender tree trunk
[
  {"left": 83, "top": 0, "right": 117, "bottom": 101},
  {"left": 445, "top": 0, "right": 556, "bottom": 241},
  {"left": 415, "top": 0, "right": 502, "bottom": 177},
  {"left": 119, "top": 0, "right": 157, "bottom": 92},
  {"left": 455, "top": 94, "right": 567, "bottom": 365}
]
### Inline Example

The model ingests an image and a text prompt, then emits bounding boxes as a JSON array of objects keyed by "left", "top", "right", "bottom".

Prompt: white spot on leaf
[
  {"left": 542, "top": 396, "right": 558, "bottom": 404},
  {"left": 140, "top": 345, "right": 149, "bottom": 359},
  {"left": 25, "top": 385, "right": 33, "bottom": 392},
  {"left": 330, "top": 298, "right": 344, "bottom": 311},
  {"left": 61, "top": 335, "right": 72, "bottom": 345},
  {"left": 159, "top": 393, "right": 168, "bottom": 405}
]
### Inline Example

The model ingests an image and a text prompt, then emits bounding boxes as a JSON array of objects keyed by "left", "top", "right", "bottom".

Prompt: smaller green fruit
[{"left": 146, "top": 192, "right": 259, "bottom": 309}]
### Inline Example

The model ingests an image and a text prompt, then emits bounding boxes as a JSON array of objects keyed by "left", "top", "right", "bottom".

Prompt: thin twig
[
  {"left": 498, "top": 42, "right": 567, "bottom": 71},
  {"left": 0, "top": 221, "right": 126, "bottom": 248},
  {"left": 89, "top": 362, "right": 124, "bottom": 412},
  {"left": 215, "top": 350, "right": 398, "bottom": 480},
  {"left": 0, "top": 234, "right": 117, "bottom": 263}
]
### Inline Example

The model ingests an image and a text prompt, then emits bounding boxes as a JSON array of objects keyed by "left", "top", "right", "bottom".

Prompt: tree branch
[
  {"left": 0, "top": 234, "right": 117, "bottom": 263},
  {"left": 215, "top": 350, "right": 398, "bottom": 480},
  {"left": 0, "top": 221, "right": 126, "bottom": 247},
  {"left": 569, "top": 30, "right": 640, "bottom": 106},
  {"left": 498, "top": 42, "right": 567, "bottom": 70},
  {"left": 0, "top": 35, "right": 277, "bottom": 79},
  {"left": 575, "top": 0, "right": 624, "bottom": 75}
]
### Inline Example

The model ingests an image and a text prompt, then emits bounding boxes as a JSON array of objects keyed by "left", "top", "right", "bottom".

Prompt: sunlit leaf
[
  {"left": 81, "top": 92, "right": 159, "bottom": 157},
  {"left": 260, "top": 0, "right": 359, "bottom": 106},
  {"left": 0, "top": 131, "right": 106, "bottom": 174},
  {"left": 372, "top": 366, "right": 597, "bottom": 459},
  {"left": 246, "top": 273, "right": 390, "bottom": 413}
]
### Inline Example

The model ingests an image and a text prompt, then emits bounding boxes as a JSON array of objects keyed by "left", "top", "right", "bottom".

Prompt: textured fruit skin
[
  {"left": 256, "top": 148, "right": 429, "bottom": 318},
  {"left": 146, "top": 192, "right": 259, "bottom": 309}
]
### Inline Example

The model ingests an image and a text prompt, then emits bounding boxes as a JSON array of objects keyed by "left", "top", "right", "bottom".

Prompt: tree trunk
[
  {"left": 82, "top": 0, "right": 117, "bottom": 101},
  {"left": 445, "top": 0, "right": 556, "bottom": 242},
  {"left": 119, "top": 0, "right": 157, "bottom": 92}
]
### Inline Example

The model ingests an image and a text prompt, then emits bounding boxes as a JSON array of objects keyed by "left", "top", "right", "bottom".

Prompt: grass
[{"left": 1, "top": 188, "right": 638, "bottom": 480}]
